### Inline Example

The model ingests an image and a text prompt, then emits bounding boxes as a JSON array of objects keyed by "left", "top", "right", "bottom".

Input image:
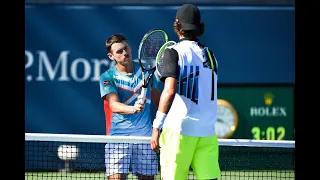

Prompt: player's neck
[
  {"left": 179, "top": 36, "right": 197, "bottom": 42},
  {"left": 116, "top": 62, "right": 134, "bottom": 75}
]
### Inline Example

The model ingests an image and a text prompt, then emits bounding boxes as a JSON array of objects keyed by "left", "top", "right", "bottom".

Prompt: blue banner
[{"left": 25, "top": 5, "right": 294, "bottom": 135}]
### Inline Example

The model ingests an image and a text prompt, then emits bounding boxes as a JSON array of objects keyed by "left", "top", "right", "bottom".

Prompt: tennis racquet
[
  {"left": 138, "top": 29, "right": 168, "bottom": 103},
  {"left": 155, "top": 41, "right": 177, "bottom": 77}
]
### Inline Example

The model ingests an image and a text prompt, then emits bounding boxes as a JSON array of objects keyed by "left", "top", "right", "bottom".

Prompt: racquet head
[
  {"left": 138, "top": 29, "right": 168, "bottom": 71},
  {"left": 156, "top": 41, "right": 177, "bottom": 77}
]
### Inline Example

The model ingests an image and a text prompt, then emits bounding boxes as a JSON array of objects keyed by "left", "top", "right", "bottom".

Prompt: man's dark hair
[
  {"left": 106, "top": 34, "right": 128, "bottom": 52},
  {"left": 173, "top": 20, "right": 206, "bottom": 48},
  {"left": 173, "top": 20, "right": 205, "bottom": 39}
]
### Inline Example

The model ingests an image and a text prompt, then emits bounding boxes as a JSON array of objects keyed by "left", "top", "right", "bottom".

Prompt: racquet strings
[
  {"left": 140, "top": 31, "right": 167, "bottom": 71},
  {"left": 156, "top": 41, "right": 177, "bottom": 77}
]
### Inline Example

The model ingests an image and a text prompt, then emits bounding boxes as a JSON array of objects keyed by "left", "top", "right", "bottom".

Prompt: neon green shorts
[{"left": 159, "top": 128, "right": 221, "bottom": 180}]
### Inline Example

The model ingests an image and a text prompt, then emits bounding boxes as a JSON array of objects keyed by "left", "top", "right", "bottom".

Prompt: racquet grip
[{"left": 140, "top": 87, "right": 147, "bottom": 104}]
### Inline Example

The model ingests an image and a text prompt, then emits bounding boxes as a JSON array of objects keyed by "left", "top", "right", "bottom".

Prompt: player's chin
[
  {"left": 123, "top": 58, "right": 132, "bottom": 63},
  {"left": 123, "top": 57, "right": 132, "bottom": 62}
]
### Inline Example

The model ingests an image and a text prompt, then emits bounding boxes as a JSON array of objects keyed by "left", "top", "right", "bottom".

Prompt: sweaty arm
[
  {"left": 157, "top": 77, "right": 177, "bottom": 114},
  {"left": 158, "top": 48, "right": 179, "bottom": 114},
  {"left": 152, "top": 48, "right": 179, "bottom": 131}
]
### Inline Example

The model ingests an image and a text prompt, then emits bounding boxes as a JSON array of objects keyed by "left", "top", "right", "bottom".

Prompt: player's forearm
[
  {"left": 157, "top": 77, "right": 176, "bottom": 114},
  {"left": 152, "top": 87, "right": 175, "bottom": 130},
  {"left": 109, "top": 101, "right": 136, "bottom": 114},
  {"left": 158, "top": 87, "right": 175, "bottom": 114}
]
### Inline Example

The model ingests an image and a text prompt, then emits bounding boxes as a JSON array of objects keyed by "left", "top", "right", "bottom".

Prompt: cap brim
[{"left": 180, "top": 22, "right": 199, "bottom": 31}]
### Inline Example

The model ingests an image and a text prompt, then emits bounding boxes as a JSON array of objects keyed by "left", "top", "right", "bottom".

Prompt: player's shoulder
[
  {"left": 165, "top": 41, "right": 177, "bottom": 49},
  {"left": 162, "top": 41, "right": 177, "bottom": 53},
  {"left": 172, "top": 41, "right": 191, "bottom": 55},
  {"left": 204, "top": 47, "right": 218, "bottom": 62},
  {"left": 100, "top": 66, "right": 116, "bottom": 80},
  {"left": 163, "top": 47, "right": 179, "bottom": 60}
]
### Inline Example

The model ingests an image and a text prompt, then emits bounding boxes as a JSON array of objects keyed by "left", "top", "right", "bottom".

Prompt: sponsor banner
[
  {"left": 25, "top": 5, "right": 294, "bottom": 135},
  {"left": 218, "top": 87, "right": 294, "bottom": 140}
]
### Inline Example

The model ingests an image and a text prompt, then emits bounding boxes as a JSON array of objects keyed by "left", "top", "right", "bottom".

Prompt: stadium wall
[{"left": 25, "top": 4, "right": 295, "bottom": 138}]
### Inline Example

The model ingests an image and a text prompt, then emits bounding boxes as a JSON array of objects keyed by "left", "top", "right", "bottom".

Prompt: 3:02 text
[{"left": 251, "top": 126, "right": 285, "bottom": 140}]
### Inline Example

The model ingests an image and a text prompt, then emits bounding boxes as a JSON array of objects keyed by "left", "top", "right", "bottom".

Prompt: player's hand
[
  {"left": 132, "top": 98, "right": 144, "bottom": 113},
  {"left": 151, "top": 127, "right": 161, "bottom": 153},
  {"left": 137, "top": 94, "right": 146, "bottom": 105}
]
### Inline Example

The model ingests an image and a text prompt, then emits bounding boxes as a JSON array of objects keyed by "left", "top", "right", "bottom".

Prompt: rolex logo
[
  {"left": 250, "top": 92, "right": 286, "bottom": 117},
  {"left": 264, "top": 92, "right": 274, "bottom": 106}
]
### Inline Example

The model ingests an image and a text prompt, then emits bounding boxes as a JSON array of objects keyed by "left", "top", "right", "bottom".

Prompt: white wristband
[{"left": 152, "top": 111, "right": 167, "bottom": 130}]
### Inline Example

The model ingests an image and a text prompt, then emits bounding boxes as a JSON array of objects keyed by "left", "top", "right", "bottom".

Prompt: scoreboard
[{"left": 216, "top": 86, "right": 294, "bottom": 140}]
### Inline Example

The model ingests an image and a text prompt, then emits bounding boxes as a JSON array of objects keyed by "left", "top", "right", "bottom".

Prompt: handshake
[{"left": 131, "top": 95, "right": 146, "bottom": 114}]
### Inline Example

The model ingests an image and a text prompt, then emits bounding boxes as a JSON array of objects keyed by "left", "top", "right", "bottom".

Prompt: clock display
[
  {"left": 215, "top": 99, "right": 238, "bottom": 139},
  {"left": 251, "top": 126, "right": 286, "bottom": 140},
  {"left": 217, "top": 87, "right": 294, "bottom": 140}
]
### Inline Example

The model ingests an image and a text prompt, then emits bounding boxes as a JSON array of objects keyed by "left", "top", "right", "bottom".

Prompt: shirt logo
[{"left": 103, "top": 80, "right": 110, "bottom": 85}]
